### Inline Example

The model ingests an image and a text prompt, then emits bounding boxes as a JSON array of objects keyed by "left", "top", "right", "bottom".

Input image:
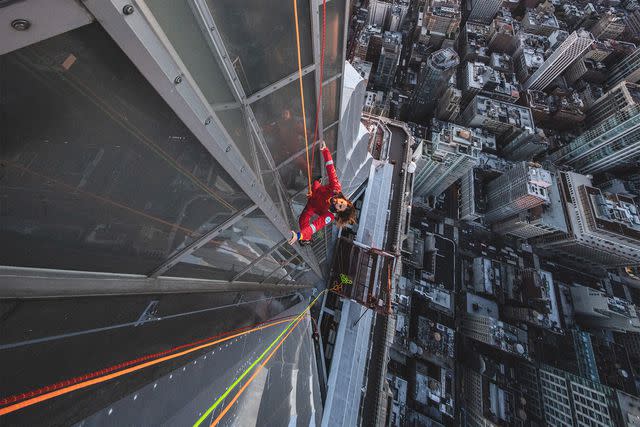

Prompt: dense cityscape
[{"left": 345, "top": 0, "right": 640, "bottom": 425}]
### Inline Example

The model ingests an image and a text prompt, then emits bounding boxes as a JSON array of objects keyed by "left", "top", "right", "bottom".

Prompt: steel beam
[
  {"left": 245, "top": 64, "right": 315, "bottom": 105},
  {"left": 0, "top": 266, "right": 309, "bottom": 299},
  {"left": 322, "top": 73, "right": 341, "bottom": 86},
  {"left": 230, "top": 238, "right": 287, "bottom": 282},
  {"left": 148, "top": 205, "right": 258, "bottom": 278}
]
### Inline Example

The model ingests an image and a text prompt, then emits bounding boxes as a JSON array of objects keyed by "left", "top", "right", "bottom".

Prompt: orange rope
[
  {"left": 0, "top": 318, "right": 292, "bottom": 416},
  {"left": 210, "top": 315, "right": 307, "bottom": 426},
  {"left": 293, "top": 0, "right": 313, "bottom": 195}
]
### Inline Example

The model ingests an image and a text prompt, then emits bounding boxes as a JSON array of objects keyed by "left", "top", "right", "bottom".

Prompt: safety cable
[
  {"left": 195, "top": 284, "right": 343, "bottom": 427},
  {"left": 310, "top": 0, "right": 327, "bottom": 177},
  {"left": 293, "top": 0, "right": 313, "bottom": 196}
]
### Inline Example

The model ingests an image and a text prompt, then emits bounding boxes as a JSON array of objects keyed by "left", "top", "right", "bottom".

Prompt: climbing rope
[
  {"left": 293, "top": 0, "right": 327, "bottom": 197},
  {"left": 195, "top": 284, "right": 344, "bottom": 427},
  {"left": 293, "top": 0, "right": 313, "bottom": 196}
]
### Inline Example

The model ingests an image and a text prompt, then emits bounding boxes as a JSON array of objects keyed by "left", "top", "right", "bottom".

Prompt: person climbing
[{"left": 288, "top": 140, "right": 356, "bottom": 246}]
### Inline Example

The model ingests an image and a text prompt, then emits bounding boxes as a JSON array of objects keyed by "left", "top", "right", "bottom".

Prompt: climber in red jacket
[{"left": 288, "top": 141, "right": 356, "bottom": 246}]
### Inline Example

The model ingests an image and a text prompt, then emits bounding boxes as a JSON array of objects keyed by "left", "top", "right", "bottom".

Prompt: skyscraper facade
[
  {"left": 409, "top": 47, "right": 459, "bottom": 121},
  {"left": 484, "top": 162, "right": 552, "bottom": 224},
  {"left": 539, "top": 365, "right": 619, "bottom": 427},
  {"left": 524, "top": 30, "right": 594, "bottom": 91},
  {"left": 466, "top": 0, "right": 502, "bottom": 25},
  {"left": 412, "top": 120, "right": 481, "bottom": 200},
  {"left": 607, "top": 47, "right": 640, "bottom": 88},
  {"left": 375, "top": 31, "right": 403, "bottom": 90},
  {"left": 550, "top": 103, "right": 640, "bottom": 174},
  {"left": 586, "top": 81, "right": 640, "bottom": 128},
  {"left": 535, "top": 172, "right": 640, "bottom": 268}
]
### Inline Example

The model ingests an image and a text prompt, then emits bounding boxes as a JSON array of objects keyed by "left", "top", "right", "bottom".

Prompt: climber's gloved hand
[{"left": 288, "top": 230, "right": 299, "bottom": 245}]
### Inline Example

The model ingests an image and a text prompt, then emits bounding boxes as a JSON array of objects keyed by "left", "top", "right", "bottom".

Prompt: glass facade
[
  {"left": 324, "top": 0, "right": 346, "bottom": 79},
  {"left": 252, "top": 73, "right": 317, "bottom": 166},
  {"left": 164, "top": 209, "right": 282, "bottom": 281},
  {"left": 1, "top": 25, "right": 251, "bottom": 274},
  {"left": 205, "top": 0, "right": 313, "bottom": 94},
  {"left": 1, "top": 0, "right": 347, "bottom": 285}
]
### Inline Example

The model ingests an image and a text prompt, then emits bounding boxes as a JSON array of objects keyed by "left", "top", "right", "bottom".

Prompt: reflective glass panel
[
  {"left": 323, "top": 0, "right": 346, "bottom": 78},
  {"left": 252, "top": 73, "right": 317, "bottom": 166},
  {"left": 277, "top": 153, "right": 310, "bottom": 198},
  {"left": 240, "top": 243, "right": 295, "bottom": 283},
  {"left": 206, "top": 0, "right": 313, "bottom": 94},
  {"left": 324, "top": 123, "right": 339, "bottom": 154},
  {"left": 322, "top": 78, "right": 341, "bottom": 127},
  {"left": 145, "top": 0, "right": 235, "bottom": 104},
  {"left": 164, "top": 208, "right": 282, "bottom": 281},
  {"left": 0, "top": 24, "right": 252, "bottom": 274}
]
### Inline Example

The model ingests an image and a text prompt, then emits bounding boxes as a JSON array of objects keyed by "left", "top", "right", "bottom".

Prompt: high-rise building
[
  {"left": 412, "top": 119, "right": 481, "bottom": 200},
  {"left": 409, "top": 48, "right": 459, "bottom": 120},
  {"left": 570, "top": 285, "right": 640, "bottom": 333},
  {"left": 459, "top": 62, "right": 520, "bottom": 109},
  {"left": 484, "top": 162, "right": 552, "bottom": 224},
  {"left": 460, "top": 21, "right": 493, "bottom": 64},
  {"left": 590, "top": 9, "right": 627, "bottom": 40},
  {"left": 0, "top": 0, "right": 350, "bottom": 294},
  {"left": 500, "top": 128, "right": 548, "bottom": 161},
  {"left": 624, "top": 9, "right": 640, "bottom": 43},
  {"left": 587, "top": 81, "right": 640, "bottom": 128},
  {"left": 466, "top": 0, "right": 502, "bottom": 25},
  {"left": 435, "top": 86, "right": 462, "bottom": 121},
  {"left": 535, "top": 172, "right": 640, "bottom": 268},
  {"left": 489, "top": 11, "right": 518, "bottom": 53},
  {"left": 521, "top": 7, "right": 560, "bottom": 36},
  {"left": 538, "top": 365, "right": 620, "bottom": 427},
  {"left": 608, "top": 47, "right": 640, "bottom": 88},
  {"left": 524, "top": 30, "right": 594, "bottom": 91},
  {"left": 459, "top": 95, "right": 535, "bottom": 143},
  {"left": 460, "top": 312, "right": 529, "bottom": 357},
  {"left": 513, "top": 32, "right": 549, "bottom": 84},
  {"left": 549, "top": 102, "right": 640, "bottom": 174},
  {"left": 368, "top": 0, "right": 393, "bottom": 27},
  {"left": 374, "top": 31, "right": 402, "bottom": 90},
  {"left": 459, "top": 169, "right": 481, "bottom": 222},
  {"left": 368, "top": 0, "right": 409, "bottom": 31},
  {"left": 492, "top": 172, "right": 567, "bottom": 239},
  {"left": 422, "top": 0, "right": 461, "bottom": 40}
]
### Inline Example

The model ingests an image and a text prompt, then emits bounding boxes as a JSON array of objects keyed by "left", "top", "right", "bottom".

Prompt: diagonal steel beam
[
  {"left": 245, "top": 64, "right": 316, "bottom": 105},
  {"left": 230, "top": 238, "right": 287, "bottom": 282},
  {"left": 148, "top": 205, "right": 258, "bottom": 278}
]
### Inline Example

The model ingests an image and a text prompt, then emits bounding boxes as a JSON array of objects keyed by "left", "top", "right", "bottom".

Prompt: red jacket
[{"left": 298, "top": 148, "right": 342, "bottom": 241}]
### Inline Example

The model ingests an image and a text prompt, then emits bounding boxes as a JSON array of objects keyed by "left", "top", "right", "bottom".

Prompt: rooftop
[
  {"left": 416, "top": 316, "right": 456, "bottom": 360},
  {"left": 466, "top": 62, "right": 520, "bottom": 99},
  {"left": 474, "top": 96, "right": 535, "bottom": 133},
  {"left": 466, "top": 292, "right": 499, "bottom": 318},
  {"left": 524, "top": 9, "right": 559, "bottom": 29},
  {"left": 429, "top": 48, "right": 460, "bottom": 70}
]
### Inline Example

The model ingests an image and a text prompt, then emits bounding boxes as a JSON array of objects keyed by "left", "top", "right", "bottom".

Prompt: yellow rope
[{"left": 293, "top": 0, "right": 313, "bottom": 195}]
